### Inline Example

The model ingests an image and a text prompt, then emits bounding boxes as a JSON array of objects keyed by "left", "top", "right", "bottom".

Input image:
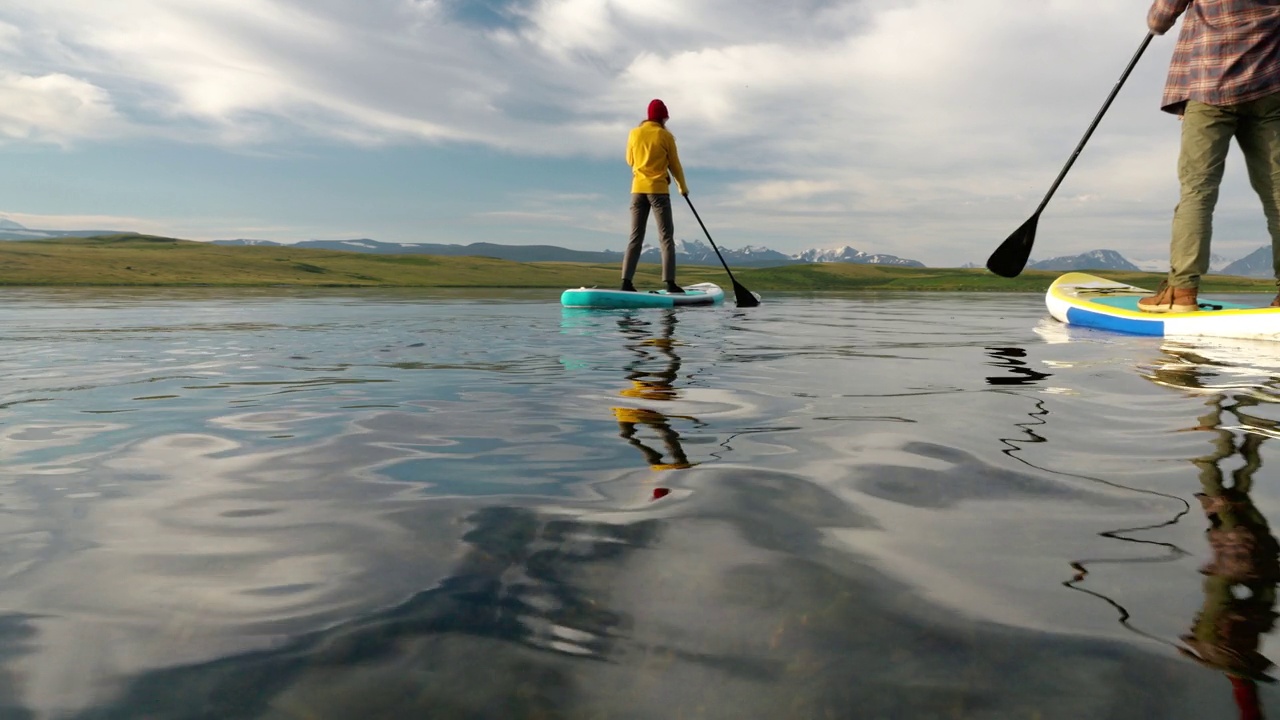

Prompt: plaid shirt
[{"left": 1149, "top": 0, "right": 1280, "bottom": 114}]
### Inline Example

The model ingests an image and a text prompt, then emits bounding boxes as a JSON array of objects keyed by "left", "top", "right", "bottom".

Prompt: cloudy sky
[{"left": 0, "top": 0, "right": 1270, "bottom": 267}]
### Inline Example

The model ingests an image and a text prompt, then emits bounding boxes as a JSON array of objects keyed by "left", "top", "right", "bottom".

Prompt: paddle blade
[
  {"left": 732, "top": 281, "right": 760, "bottom": 308},
  {"left": 986, "top": 214, "right": 1039, "bottom": 278}
]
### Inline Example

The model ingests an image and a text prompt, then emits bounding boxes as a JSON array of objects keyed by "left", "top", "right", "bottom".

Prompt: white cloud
[
  {"left": 0, "top": 0, "right": 1243, "bottom": 265},
  {"left": 0, "top": 0, "right": 491, "bottom": 144},
  {"left": 521, "top": 0, "right": 621, "bottom": 59},
  {"left": 735, "top": 180, "right": 844, "bottom": 204},
  {"left": 0, "top": 73, "right": 120, "bottom": 143},
  {"left": 0, "top": 20, "right": 19, "bottom": 48}
]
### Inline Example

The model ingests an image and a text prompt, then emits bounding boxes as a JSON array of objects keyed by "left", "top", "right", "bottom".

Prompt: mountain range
[
  {"left": 4, "top": 218, "right": 1278, "bottom": 274},
  {"left": 1025, "top": 249, "right": 1140, "bottom": 272},
  {"left": 210, "top": 238, "right": 928, "bottom": 268},
  {"left": 1220, "top": 246, "right": 1274, "bottom": 277},
  {"left": 964, "top": 248, "right": 1243, "bottom": 274},
  {"left": 0, "top": 219, "right": 925, "bottom": 267},
  {"left": 1039, "top": 246, "right": 1275, "bottom": 278}
]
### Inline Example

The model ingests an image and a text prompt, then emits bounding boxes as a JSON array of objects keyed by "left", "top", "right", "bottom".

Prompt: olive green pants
[{"left": 1168, "top": 94, "right": 1280, "bottom": 289}]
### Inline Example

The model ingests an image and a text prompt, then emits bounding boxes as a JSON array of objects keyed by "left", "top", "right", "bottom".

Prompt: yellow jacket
[{"left": 626, "top": 121, "right": 687, "bottom": 195}]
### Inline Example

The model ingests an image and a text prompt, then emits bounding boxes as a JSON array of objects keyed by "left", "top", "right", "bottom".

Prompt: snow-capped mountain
[
  {"left": 637, "top": 239, "right": 797, "bottom": 267},
  {"left": 636, "top": 239, "right": 924, "bottom": 267},
  {"left": 1026, "top": 250, "right": 1139, "bottom": 272},
  {"left": 1221, "top": 246, "right": 1272, "bottom": 277},
  {"left": 792, "top": 245, "right": 926, "bottom": 267}
]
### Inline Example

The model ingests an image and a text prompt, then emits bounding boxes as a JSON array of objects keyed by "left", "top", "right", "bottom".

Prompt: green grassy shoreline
[{"left": 0, "top": 235, "right": 1274, "bottom": 293}]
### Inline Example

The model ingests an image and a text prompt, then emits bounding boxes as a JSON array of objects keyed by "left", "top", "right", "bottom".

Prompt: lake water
[{"left": 2, "top": 287, "right": 1280, "bottom": 719}]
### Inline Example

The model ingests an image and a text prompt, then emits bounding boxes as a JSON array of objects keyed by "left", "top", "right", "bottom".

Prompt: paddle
[
  {"left": 683, "top": 195, "right": 761, "bottom": 307},
  {"left": 986, "top": 33, "right": 1154, "bottom": 278}
]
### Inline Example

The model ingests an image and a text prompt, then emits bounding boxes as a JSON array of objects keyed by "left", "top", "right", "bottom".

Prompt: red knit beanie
[{"left": 647, "top": 99, "right": 669, "bottom": 121}]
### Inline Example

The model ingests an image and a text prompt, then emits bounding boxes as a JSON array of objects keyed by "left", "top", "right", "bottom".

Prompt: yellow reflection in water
[{"left": 611, "top": 310, "right": 699, "bottom": 472}]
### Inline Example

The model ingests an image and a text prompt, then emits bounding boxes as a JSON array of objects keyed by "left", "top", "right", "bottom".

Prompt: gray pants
[
  {"left": 622, "top": 193, "right": 676, "bottom": 284},
  {"left": 1168, "top": 94, "right": 1280, "bottom": 289}
]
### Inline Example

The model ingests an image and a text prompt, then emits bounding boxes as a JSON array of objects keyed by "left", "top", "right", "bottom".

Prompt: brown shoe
[{"left": 1137, "top": 282, "right": 1198, "bottom": 313}]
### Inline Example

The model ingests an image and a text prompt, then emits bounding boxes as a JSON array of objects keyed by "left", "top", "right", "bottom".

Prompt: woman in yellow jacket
[{"left": 621, "top": 99, "right": 688, "bottom": 294}]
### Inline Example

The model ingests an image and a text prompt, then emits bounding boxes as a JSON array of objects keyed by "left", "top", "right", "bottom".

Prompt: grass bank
[{"left": 0, "top": 235, "right": 1273, "bottom": 292}]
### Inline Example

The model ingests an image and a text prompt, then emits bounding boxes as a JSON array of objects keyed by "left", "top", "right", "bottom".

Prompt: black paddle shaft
[
  {"left": 1033, "top": 33, "right": 1154, "bottom": 218},
  {"left": 987, "top": 33, "right": 1153, "bottom": 278},
  {"left": 683, "top": 195, "right": 761, "bottom": 307}
]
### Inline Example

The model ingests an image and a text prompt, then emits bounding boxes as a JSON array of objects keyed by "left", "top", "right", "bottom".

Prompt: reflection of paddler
[
  {"left": 1166, "top": 380, "right": 1280, "bottom": 716},
  {"left": 613, "top": 407, "right": 695, "bottom": 470},
  {"left": 1182, "top": 491, "right": 1279, "bottom": 668},
  {"left": 612, "top": 310, "right": 699, "bottom": 471},
  {"left": 1177, "top": 420, "right": 1280, "bottom": 681},
  {"left": 1181, "top": 477, "right": 1279, "bottom": 717}
]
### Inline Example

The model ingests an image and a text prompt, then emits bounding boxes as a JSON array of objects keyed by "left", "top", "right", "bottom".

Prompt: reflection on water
[
  {"left": 67, "top": 504, "right": 667, "bottom": 719},
  {"left": 976, "top": 323, "right": 1280, "bottom": 716},
  {"left": 1143, "top": 347, "right": 1280, "bottom": 716},
  {"left": 9, "top": 291, "right": 1280, "bottom": 717},
  {"left": 984, "top": 344, "right": 1054, "bottom": 461},
  {"left": 984, "top": 346, "right": 1054, "bottom": 387},
  {"left": 986, "top": 343, "right": 1198, "bottom": 650},
  {"left": 613, "top": 311, "right": 699, "bottom": 472}
]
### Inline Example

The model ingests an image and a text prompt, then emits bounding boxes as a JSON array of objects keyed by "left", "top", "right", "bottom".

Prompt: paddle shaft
[
  {"left": 683, "top": 195, "right": 759, "bottom": 306},
  {"left": 683, "top": 196, "right": 739, "bottom": 282},
  {"left": 1030, "top": 33, "right": 1153, "bottom": 218}
]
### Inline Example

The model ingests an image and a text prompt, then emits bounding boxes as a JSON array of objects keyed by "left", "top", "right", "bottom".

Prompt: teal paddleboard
[{"left": 560, "top": 282, "right": 725, "bottom": 309}]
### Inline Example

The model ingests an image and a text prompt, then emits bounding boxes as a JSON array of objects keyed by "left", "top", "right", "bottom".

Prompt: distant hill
[
  {"left": 0, "top": 225, "right": 136, "bottom": 240},
  {"left": 1026, "top": 249, "right": 1140, "bottom": 272},
  {"left": 1220, "top": 246, "right": 1271, "bottom": 277},
  {"left": 214, "top": 238, "right": 623, "bottom": 263}
]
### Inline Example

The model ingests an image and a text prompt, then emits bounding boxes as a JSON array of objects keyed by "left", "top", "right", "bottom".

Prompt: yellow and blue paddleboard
[{"left": 1046, "top": 272, "right": 1280, "bottom": 341}]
